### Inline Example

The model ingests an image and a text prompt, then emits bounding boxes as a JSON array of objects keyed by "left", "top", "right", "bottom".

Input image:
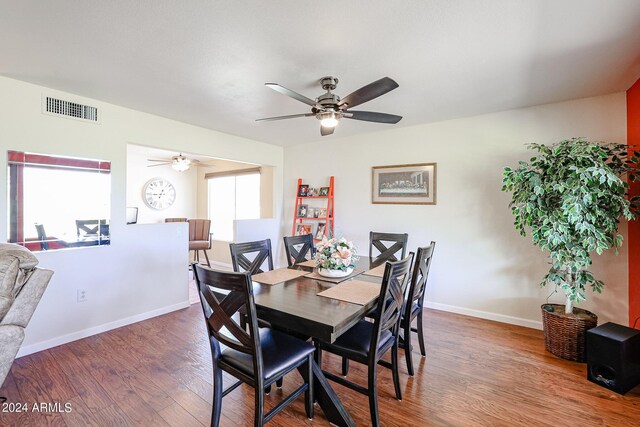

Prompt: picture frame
[
  {"left": 372, "top": 163, "right": 437, "bottom": 205},
  {"left": 318, "top": 208, "right": 327, "bottom": 218},
  {"left": 315, "top": 222, "right": 326, "bottom": 239},
  {"left": 319, "top": 187, "right": 329, "bottom": 196},
  {"left": 298, "top": 184, "right": 309, "bottom": 197},
  {"left": 296, "top": 223, "right": 313, "bottom": 236},
  {"left": 307, "top": 208, "right": 316, "bottom": 218},
  {"left": 297, "top": 204, "right": 308, "bottom": 218}
]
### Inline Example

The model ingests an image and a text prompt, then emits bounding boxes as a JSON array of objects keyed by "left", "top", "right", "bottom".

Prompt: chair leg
[
  {"left": 304, "top": 354, "right": 314, "bottom": 419},
  {"left": 203, "top": 249, "right": 211, "bottom": 267},
  {"left": 314, "top": 343, "right": 322, "bottom": 367},
  {"left": 368, "top": 363, "right": 380, "bottom": 427},
  {"left": 254, "top": 383, "right": 265, "bottom": 427},
  {"left": 211, "top": 365, "right": 223, "bottom": 427},
  {"left": 404, "top": 320, "right": 415, "bottom": 376},
  {"left": 264, "top": 385, "right": 271, "bottom": 395},
  {"left": 417, "top": 310, "right": 426, "bottom": 357},
  {"left": 341, "top": 357, "right": 349, "bottom": 376},
  {"left": 276, "top": 378, "right": 283, "bottom": 389},
  {"left": 391, "top": 343, "right": 402, "bottom": 401}
]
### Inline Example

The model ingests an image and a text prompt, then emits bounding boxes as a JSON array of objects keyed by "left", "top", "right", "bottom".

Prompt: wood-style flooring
[{"left": 1, "top": 305, "right": 639, "bottom": 427}]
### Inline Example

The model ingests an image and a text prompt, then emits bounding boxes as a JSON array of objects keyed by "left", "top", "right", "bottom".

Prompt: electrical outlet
[{"left": 77, "top": 289, "right": 88, "bottom": 303}]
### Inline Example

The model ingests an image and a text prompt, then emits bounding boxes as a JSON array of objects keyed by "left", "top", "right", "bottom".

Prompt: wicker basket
[{"left": 541, "top": 304, "right": 597, "bottom": 362}]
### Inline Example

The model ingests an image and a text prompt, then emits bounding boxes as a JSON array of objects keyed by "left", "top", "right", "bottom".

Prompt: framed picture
[
  {"left": 297, "top": 204, "right": 308, "bottom": 218},
  {"left": 372, "top": 163, "right": 437, "bottom": 205},
  {"left": 298, "top": 184, "right": 309, "bottom": 197},
  {"left": 307, "top": 208, "right": 316, "bottom": 218},
  {"left": 318, "top": 208, "right": 327, "bottom": 218},
  {"left": 319, "top": 187, "right": 329, "bottom": 196},
  {"left": 315, "top": 222, "right": 326, "bottom": 239},
  {"left": 296, "top": 223, "right": 312, "bottom": 236}
]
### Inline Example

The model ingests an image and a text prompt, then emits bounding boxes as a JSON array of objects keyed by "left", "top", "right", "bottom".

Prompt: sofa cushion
[{"left": 0, "top": 257, "right": 20, "bottom": 320}]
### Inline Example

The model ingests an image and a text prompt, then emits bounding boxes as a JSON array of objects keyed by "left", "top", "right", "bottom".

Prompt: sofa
[{"left": 0, "top": 243, "right": 53, "bottom": 388}]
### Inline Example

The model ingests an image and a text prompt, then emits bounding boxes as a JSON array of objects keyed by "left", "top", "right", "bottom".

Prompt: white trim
[
  {"left": 424, "top": 301, "right": 543, "bottom": 330},
  {"left": 16, "top": 300, "right": 190, "bottom": 358}
]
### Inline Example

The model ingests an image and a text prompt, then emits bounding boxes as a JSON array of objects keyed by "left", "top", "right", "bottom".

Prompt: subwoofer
[{"left": 586, "top": 322, "right": 640, "bottom": 394}]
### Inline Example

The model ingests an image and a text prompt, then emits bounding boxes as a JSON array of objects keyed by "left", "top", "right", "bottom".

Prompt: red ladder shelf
[{"left": 291, "top": 176, "right": 334, "bottom": 241}]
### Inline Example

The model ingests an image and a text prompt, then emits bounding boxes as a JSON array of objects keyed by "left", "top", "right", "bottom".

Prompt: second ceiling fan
[{"left": 257, "top": 76, "right": 402, "bottom": 136}]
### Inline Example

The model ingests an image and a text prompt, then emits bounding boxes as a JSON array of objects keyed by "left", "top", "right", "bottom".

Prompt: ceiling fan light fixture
[
  {"left": 319, "top": 111, "right": 339, "bottom": 128},
  {"left": 172, "top": 156, "right": 191, "bottom": 172}
]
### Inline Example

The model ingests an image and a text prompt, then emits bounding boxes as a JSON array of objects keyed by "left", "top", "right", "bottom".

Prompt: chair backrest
[
  {"left": 369, "top": 232, "right": 408, "bottom": 263},
  {"left": 192, "top": 264, "right": 263, "bottom": 379},
  {"left": 34, "top": 224, "right": 48, "bottom": 250},
  {"left": 370, "top": 255, "right": 413, "bottom": 356},
  {"left": 229, "top": 239, "right": 274, "bottom": 275},
  {"left": 283, "top": 234, "right": 316, "bottom": 267},
  {"left": 188, "top": 219, "right": 211, "bottom": 241},
  {"left": 165, "top": 217, "right": 187, "bottom": 223},
  {"left": 76, "top": 219, "right": 106, "bottom": 238},
  {"left": 405, "top": 242, "right": 435, "bottom": 316}
]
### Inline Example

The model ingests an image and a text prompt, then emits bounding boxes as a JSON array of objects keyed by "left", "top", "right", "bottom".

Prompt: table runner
[
  {"left": 317, "top": 279, "right": 381, "bottom": 305},
  {"left": 252, "top": 268, "right": 310, "bottom": 285},
  {"left": 362, "top": 263, "right": 386, "bottom": 278},
  {"left": 305, "top": 269, "right": 364, "bottom": 284}
]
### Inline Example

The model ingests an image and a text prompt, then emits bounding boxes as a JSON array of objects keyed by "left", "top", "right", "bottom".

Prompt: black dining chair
[
  {"left": 230, "top": 239, "right": 274, "bottom": 274},
  {"left": 193, "top": 264, "right": 314, "bottom": 427},
  {"left": 34, "top": 223, "right": 49, "bottom": 251},
  {"left": 315, "top": 255, "right": 414, "bottom": 427},
  {"left": 283, "top": 234, "right": 316, "bottom": 267},
  {"left": 401, "top": 242, "right": 435, "bottom": 376},
  {"left": 369, "top": 231, "right": 408, "bottom": 264}
]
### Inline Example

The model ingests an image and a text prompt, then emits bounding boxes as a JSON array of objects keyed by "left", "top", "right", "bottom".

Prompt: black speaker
[{"left": 586, "top": 322, "right": 640, "bottom": 394}]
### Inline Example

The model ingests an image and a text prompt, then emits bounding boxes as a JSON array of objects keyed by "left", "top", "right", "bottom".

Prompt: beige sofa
[{"left": 0, "top": 243, "right": 53, "bottom": 388}]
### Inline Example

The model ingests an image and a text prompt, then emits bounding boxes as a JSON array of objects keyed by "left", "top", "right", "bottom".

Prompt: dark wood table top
[{"left": 253, "top": 257, "right": 384, "bottom": 343}]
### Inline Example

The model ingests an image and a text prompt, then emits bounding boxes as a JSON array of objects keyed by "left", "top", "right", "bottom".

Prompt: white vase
[{"left": 318, "top": 267, "right": 353, "bottom": 278}]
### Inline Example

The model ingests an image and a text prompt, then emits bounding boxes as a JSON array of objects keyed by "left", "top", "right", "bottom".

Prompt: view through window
[{"left": 207, "top": 171, "right": 260, "bottom": 241}]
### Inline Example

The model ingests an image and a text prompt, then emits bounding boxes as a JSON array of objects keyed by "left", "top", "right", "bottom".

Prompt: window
[
  {"left": 8, "top": 151, "right": 111, "bottom": 251},
  {"left": 207, "top": 169, "right": 260, "bottom": 241}
]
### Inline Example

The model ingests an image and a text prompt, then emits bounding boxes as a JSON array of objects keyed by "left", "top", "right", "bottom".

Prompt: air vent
[{"left": 43, "top": 96, "right": 99, "bottom": 123}]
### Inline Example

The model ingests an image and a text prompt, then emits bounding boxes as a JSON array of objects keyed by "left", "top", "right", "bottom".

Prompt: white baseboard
[
  {"left": 424, "top": 301, "right": 543, "bottom": 330},
  {"left": 17, "top": 300, "right": 191, "bottom": 358}
]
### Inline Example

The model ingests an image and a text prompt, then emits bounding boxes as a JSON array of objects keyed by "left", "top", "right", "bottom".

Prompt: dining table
[{"left": 252, "top": 256, "right": 386, "bottom": 427}]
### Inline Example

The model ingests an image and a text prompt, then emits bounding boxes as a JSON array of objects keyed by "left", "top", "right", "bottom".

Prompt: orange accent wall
[{"left": 628, "top": 78, "right": 640, "bottom": 328}]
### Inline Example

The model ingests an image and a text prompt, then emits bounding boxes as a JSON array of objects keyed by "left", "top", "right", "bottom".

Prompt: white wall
[
  {"left": 126, "top": 143, "right": 198, "bottom": 223},
  {"left": 284, "top": 93, "right": 628, "bottom": 328},
  {"left": 0, "top": 76, "right": 284, "bottom": 355}
]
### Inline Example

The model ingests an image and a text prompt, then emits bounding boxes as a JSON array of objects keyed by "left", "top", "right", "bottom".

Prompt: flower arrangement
[{"left": 314, "top": 237, "right": 359, "bottom": 271}]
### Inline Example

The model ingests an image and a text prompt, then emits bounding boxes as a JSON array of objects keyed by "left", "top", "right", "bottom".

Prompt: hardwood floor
[{"left": 1, "top": 306, "right": 639, "bottom": 427}]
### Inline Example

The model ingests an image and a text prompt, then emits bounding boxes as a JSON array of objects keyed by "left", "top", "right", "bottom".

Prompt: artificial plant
[{"left": 502, "top": 138, "right": 639, "bottom": 314}]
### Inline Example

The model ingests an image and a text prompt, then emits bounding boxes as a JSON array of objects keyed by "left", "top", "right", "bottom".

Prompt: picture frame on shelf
[
  {"left": 297, "top": 204, "right": 308, "bottom": 218},
  {"left": 307, "top": 208, "right": 316, "bottom": 218},
  {"left": 308, "top": 187, "right": 316, "bottom": 197},
  {"left": 296, "top": 223, "right": 313, "bottom": 236},
  {"left": 319, "top": 187, "right": 329, "bottom": 196},
  {"left": 318, "top": 207, "right": 327, "bottom": 218},
  {"left": 372, "top": 163, "right": 437, "bottom": 205},
  {"left": 298, "top": 184, "right": 309, "bottom": 197},
  {"left": 315, "top": 222, "right": 326, "bottom": 239},
  {"left": 313, "top": 208, "right": 319, "bottom": 218}
]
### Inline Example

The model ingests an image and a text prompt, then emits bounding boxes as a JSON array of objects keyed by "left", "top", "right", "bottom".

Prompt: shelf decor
[
  {"left": 372, "top": 163, "right": 436, "bottom": 205},
  {"left": 314, "top": 237, "right": 359, "bottom": 278},
  {"left": 291, "top": 176, "right": 334, "bottom": 241}
]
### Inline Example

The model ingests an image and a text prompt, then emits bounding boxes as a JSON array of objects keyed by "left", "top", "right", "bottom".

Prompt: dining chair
[
  {"left": 369, "top": 231, "right": 409, "bottom": 264},
  {"left": 315, "top": 255, "right": 414, "bottom": 427},
  {"left": 188, "top": 219, "right": 212, "bottom": 267},
  {"left": 283, "top": 234, "right": 316, "bottom": 267},
  {"left": 229, "top": 239, "right": 274, "bottom": 274},
  {"left": 193, "top": 264, "right": 314, "bottom": 427},
  {"left": 401, "top": 242, "right": 435, "bottom": 376},
  {"left": 164, "top": 217, "right": 187, "bottom": 222},
  {"left": 34, "top": 223, "right": 49, "bottom": 251}
]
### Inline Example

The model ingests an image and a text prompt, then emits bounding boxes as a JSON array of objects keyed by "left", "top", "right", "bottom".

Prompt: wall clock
[{"left": 143, "top": 178, "right": 176, "bottom": 210}]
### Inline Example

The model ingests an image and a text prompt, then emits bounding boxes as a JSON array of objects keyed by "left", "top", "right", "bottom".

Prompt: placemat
[
  {"left": 362, "top": 263, "right": 386, "bottom": 278},
  {"left": 317, "top": 279, "right": 381, "bottom": 305},
  {"left": 305, "top": 269, "right": 363, "bottom": 284},
  {"left": 296, "top": 259, "right": 317, "bottom": 267},
  {"left": 252, "top": 268, "right": 309, "bottom": 285}
]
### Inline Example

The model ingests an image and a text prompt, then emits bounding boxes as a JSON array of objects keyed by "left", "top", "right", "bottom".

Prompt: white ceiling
[{"left": 1, "top": 1, "right": 639, "bottom": 146}]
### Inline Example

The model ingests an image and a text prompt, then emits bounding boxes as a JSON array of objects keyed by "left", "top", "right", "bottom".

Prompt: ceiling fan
[
  {"left": 256, "top": 76, "right": 402, "bottom": 136},
  {"left": 147, "top": 153, "right": 213, "bottom": 172}
]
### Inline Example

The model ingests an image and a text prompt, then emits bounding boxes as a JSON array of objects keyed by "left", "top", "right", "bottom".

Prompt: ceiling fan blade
[
  {"left": 338, "top": 77, "right": 399, "bottom": 110},
  {"left": 147, "top": 158, "right": 170, "bottom": 162},
  {"left": 320, "top": 125, "right": 335, "bottom": 136},
  {"left": 265, "top": 83, "right": 318, "bottom": 107},
  {"left": 344, "top": 110, "right": 403, "bottom": 124},
  {"left": 147, "top": 163, "right": 170, "bottom": 167},
  {"left": 256, "top": 113, "right": 315, "bottom": 122}
]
